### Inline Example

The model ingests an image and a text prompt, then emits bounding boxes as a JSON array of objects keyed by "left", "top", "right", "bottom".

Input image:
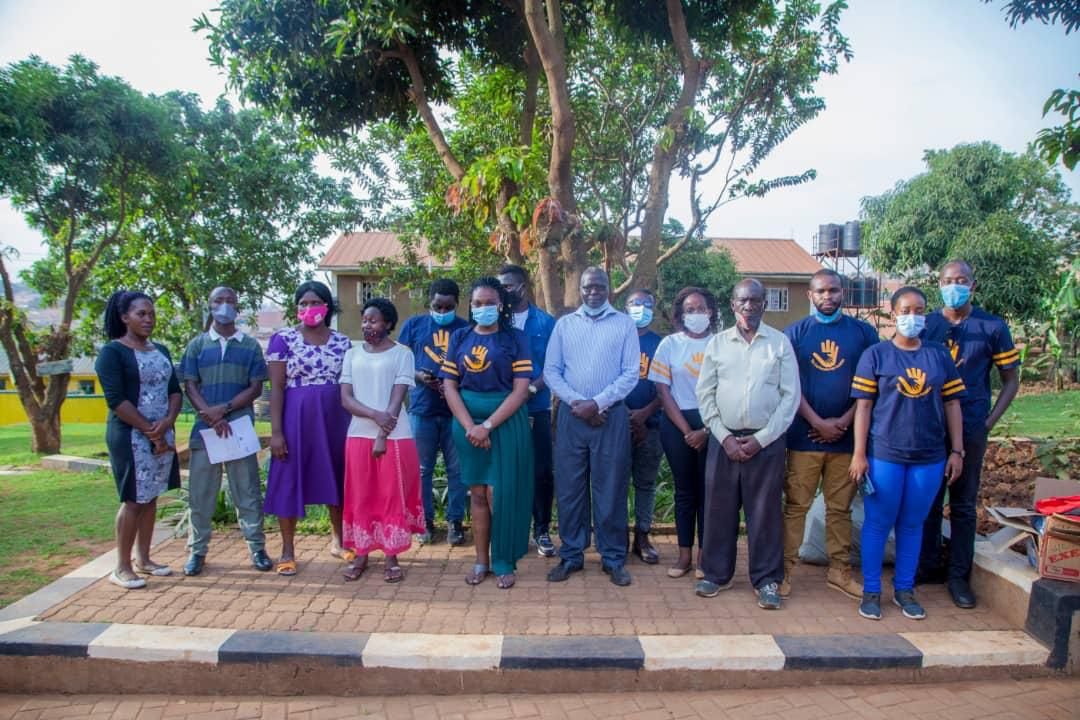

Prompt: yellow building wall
[
  {"left": 761, "top": 280, "right": 811, "bottom": 331},
  {"left": 0, "top": 391, "right": 108, "bottom": 426}
]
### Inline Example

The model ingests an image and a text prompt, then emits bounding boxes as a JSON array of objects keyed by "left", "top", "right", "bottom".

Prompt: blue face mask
[
  {"left": 430, "top": 309, "right": 456, "bottom": 326},
  {"left": 628, "top": 305, "right": 653, "bottom": 328},
  {"left": 811, "top": 306, "right": 842, "bottom": 324},
  {"left": 582, "top": 301, "right": 611, "bottom": 317},
  {"left": 472, "top": 305, "right": 500, "bottom": 327},
  {"left": 940, "top": 284, "right": 972, "bottom": 309},
  {"left": 895, "top": 313, "right": 926, "bottom": 338}
]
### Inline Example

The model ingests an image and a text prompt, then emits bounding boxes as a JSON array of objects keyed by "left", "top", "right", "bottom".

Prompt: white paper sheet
[{"left": 198, "top": 415, "right": 260, "bottom": 464}]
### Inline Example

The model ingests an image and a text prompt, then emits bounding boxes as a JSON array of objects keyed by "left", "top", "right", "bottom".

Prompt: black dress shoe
[
  {"left": 251, "top": 549, "right": 273, "bottom": 572},
  {"left": 631, "top": 530, "right": 659, "bottom": 564},
  {"left": 546, "top": 559, "right": 583, "bottom": 582},
  {"left": 183, "top": 554, "right": 205, "bottom": 576},
  {"left": 947, "top": 579, "right": 977, "bottom": 609},
  {"left": 603, "top": 563, "right": 632, "bottom": 586}
]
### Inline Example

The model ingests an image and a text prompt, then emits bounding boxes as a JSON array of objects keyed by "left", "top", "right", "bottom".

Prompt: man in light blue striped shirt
[{"left": 543, "top": 267, "right": 640, "bottom": 586}]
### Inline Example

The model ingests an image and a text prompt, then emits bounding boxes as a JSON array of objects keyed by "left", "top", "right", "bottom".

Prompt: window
[
  {"left": 0, "top": 378, "right": 6, "bottom": 390},
  {"left": 78, "top": 380, "right": 95, "bottom": 395},
  {"left": 765, "top": 287, "right": 789, "bottom": 312},
  {"left": 357, "top": 280, "right": 378, "bottom": 305}
]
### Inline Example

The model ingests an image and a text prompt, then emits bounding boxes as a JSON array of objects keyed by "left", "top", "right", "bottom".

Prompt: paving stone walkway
[
  {"left": 38, "top": 532, "right": 1014, "bottom": 636},
  {"left": 2, "top": 678, "right": 1078, "bottom": 719}
]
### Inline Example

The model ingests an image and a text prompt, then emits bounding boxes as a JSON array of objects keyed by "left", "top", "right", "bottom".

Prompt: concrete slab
[
  {"left": 88, "top": 623, "right": 234, "bottom": 663},
  {"left": 774, "top": 633, "right": 922, "bottom": 670},
  {"left": 901, "top": 630, "right": 1049, "bottom": 667},
  {"left": 361, "top": 632, "right": 502, "bottom": 670},
  {"left": 219, "top": 630, "right": 367, "bottom": 665},
  {"left": 500, "top": 636, "right": 643, "bottom": 670},
  {"left": 0, "top": 621, "right": 109, "bottom": 657},
  {"left": 638, "top": 634, "right": 785, "bottom": 670}
]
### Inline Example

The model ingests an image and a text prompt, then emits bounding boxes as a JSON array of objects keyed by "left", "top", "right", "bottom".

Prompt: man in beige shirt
[{"left": 694, "top": 279, "right": 800, "bottom": 609}]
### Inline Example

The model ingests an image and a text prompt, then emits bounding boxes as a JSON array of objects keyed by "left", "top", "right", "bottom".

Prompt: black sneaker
[
  {"left": 947, "top": 578, "right": 976, "bottom": 609},
  {"left": 447, "top": 520, "right": 465, "bottom": 546},
  {"left": 535, "top": 533, "right": 556, "bottom": 557},
  {"left": 546, "top": 559, "right": 583, "bottom": 582},
  {"left": 603, "top": 563, "right": 632, "bottom": 586},
  {"left": 859, "top": 592, "right": 882, "bottom": 620},
  {"left": 893, "top": 589, "right": 926, "bottom": 620}
]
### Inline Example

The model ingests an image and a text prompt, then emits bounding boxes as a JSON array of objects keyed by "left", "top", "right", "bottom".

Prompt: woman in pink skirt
[{"left": 340, "top": 297, "right": 424, "bottom": 583}]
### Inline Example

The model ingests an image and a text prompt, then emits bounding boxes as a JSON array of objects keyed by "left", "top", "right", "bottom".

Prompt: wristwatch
[
  {"left": 482, "top": 420, "right": 493, "bottom": 431},
  {"left": 950, "top": 448, "right": 965, "bottom": 458}
]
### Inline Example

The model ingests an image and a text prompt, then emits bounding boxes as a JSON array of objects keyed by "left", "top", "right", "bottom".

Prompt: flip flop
[
  {"left": 276, "top": 559, "right": 297, "bottom": 576},
  {"left": 496, "top": 573, "right": 516, "bottom": 589},
  {"left": 465, "top": 563, "right": 490, "bottom": 586},
  {"left": 384, "top": 565, "right": 404, "bottom": 583},
  {"left": 342, "top": 559, "right": 368, "bottom": 582},
  {"left": 133, "top": 562, "right": 172, "bottom": 577}
]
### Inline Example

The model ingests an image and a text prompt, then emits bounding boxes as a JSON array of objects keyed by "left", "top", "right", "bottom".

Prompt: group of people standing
[{"left": 97, "top": 256, "right": 1017, "bottom": 621}]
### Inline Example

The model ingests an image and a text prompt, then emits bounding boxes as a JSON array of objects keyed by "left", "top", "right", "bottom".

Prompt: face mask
[
  {"left": 583, "top": 301, "right": 611, "bottom": 317},
  {"left": 683, "top": 313, "right": 710, "bottom": 334},
  {"left": 628, "top": 305, "right": 653, "bottom": 328},
  {"left": 212, "top": 303, "right": 237, "bottom": 325},
  {"left": 811, "top": 307, "right": 842, "bottom": 324},
  {"left": 430, "top": 309, "right": 456, "bottom": 326},
  {"left": 895, "top": 313, "right": 926, "bottom": 338},
  {"left": 363, "top": 327, "right": 387, "bottom": 344},
  {"left": 472, "top": 305, "right": 500, "bottom": 327},
  {"left": 940, "top": 284, "right": 971, "bottom": 309},
  {"left": 297, "top": 304, "right": 327, "bottom": 327}
]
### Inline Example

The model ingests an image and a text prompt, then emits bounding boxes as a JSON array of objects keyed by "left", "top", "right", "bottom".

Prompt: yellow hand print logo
[
  {"left": 433, "top": 329, "right": 450, "bottom": 354},
  {"left": 639, "top": 352, "right": 650, "bottom": 378},
  {"left": 683, "top": 352, "right": 705, "bottom": 378},
  {"left": 946, "top": 338, "right": 965, "bottom": 368},
  {"left": 811, "top": 339, "right": 846, "bottom": 372},
  {"left": 897, "top": 366, "right": 933, "bottom": 399},
  {"left": 463, "top": 344, "right": 492, "bottom": 373}
]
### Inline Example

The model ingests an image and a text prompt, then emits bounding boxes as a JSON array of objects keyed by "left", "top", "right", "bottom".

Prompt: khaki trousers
[{"left": 783, "top": 450, "right": 856, "bottom": 569}]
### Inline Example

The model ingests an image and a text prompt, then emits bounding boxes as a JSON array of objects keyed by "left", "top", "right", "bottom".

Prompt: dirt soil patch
[{"left": 973, "top": 438, "right": 1080, "bottom": 536}]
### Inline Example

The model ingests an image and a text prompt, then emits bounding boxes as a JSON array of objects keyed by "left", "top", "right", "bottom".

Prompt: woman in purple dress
[{"left": 265, "top": 281, "right": 353, "bottom": 575}]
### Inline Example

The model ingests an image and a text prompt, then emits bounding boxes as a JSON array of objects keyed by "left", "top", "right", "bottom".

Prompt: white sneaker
[{"left": 109, "top": 571, "right": 147, "bottom": 589}]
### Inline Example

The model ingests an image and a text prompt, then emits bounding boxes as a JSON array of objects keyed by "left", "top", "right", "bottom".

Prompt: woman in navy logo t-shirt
[
  {"left": 848, "top": 286, "right": 966, "bottom": 622},
  {"left": 440, "top": 277, "right": 535, "bottom": 589}
]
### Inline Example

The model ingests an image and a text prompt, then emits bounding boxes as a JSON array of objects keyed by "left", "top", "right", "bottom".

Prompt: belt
[{"left": 729, "top": 428, "right": 760, "bottom": 437}]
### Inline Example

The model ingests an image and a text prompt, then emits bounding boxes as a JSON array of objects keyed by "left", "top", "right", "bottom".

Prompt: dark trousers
[
  {"left": 554, "top": 402, "right": 631, "bottom": 567},
  {"left": 530, "top": 410, "right": 554, "bottom": 536},
  {"left": 700, "top": 435, "right": 785, "bottom": 588},
  {"left": 659, "top": 410, "right": 707, "bottom": 548},
  {"left": 919, "top": 429, "right": 989, "bottom": 582}
]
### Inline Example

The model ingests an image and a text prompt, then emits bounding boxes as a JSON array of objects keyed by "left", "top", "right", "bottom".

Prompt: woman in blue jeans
[{"left": 848, "top": 286, "right": 966, "bottom": 621}]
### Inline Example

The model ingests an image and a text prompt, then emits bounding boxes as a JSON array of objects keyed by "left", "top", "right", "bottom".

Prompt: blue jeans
[
  {"left": 409, "top": 413, "right": 466, "bottom": 524},
  {"left": 861, "top": 456, "right": 945, "bottom": 593}
]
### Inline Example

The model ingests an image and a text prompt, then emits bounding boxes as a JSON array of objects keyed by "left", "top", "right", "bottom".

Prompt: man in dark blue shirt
[
  {"left": 918, "top": 259, "right": 1020, "bottom": 609},
  {"left": 497, "top": 265, "right": 557, "bottom": 557},
  {"left": 623, "top": 289, "right": 663, "bottom": 564},
  {"left": 397, "top": 279, "right": 470, "bottom": 545},
  {"left": 783, "top": 269, "right": 879, "bottom": 600}
]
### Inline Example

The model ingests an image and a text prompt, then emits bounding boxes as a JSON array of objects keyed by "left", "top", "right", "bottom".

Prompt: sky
[{"left": 1, "top": 0, "right": 1077, "bottom": 279}]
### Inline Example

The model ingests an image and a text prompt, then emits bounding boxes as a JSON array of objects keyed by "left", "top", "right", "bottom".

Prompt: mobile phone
[{"left": 858, "top": 473, "right": 875, "bottom": 497}]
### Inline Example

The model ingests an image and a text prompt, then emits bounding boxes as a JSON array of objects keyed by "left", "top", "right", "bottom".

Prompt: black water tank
[
  {"left": 817, "top": 224, "right": 840, "bottom": 254},
  {"left": 842, "top": 221, "right": 861, "bottom": 255}
]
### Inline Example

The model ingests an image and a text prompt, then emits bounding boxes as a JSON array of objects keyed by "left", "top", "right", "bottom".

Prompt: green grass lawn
[
  {"left": 0, "top": 467, "right": 121, "bottom": 608},
  {"left": 991, "top": 390, "right": 1080, "bottom": 438}
]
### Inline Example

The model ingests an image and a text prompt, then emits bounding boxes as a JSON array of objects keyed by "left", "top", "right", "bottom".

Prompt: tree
[
  {"left": 656, "top": 235, "right": 741, "bottom": 327},
  {"left": 859, "top": 142, "right": 1077, "bottom": 321},
  {"left": 0, "top": 56, "right": 176, "bottom": 452},
  {"left": 199, "top": 0, "right": 849, "bottom": 313},
  {"left": 983, "top": 0, "right": 1080, "bottom": 169}
]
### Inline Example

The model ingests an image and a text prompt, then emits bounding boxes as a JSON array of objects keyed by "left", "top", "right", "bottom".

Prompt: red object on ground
[{"left": 1034, "top": 495, "right": 1080, "bottom": 516}]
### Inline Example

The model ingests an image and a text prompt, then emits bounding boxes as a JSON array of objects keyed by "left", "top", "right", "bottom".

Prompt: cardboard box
[{"left": 1038, "top": 513, "right": 1080, "bottom": 583}]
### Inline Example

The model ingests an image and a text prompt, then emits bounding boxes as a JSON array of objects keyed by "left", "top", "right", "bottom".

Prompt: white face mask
[{"left": 682, "top": 313, "right": 710, "bottom": 334}]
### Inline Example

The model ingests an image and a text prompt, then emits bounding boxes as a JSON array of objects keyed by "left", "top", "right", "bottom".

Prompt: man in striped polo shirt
[{"left": 181, "top": 286, "right": 270, "bottom": 576}]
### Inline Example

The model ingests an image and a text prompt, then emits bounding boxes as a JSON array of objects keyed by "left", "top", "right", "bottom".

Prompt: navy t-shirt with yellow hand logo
[
  {"left": 624, "top": 330, "right": 662, "bottom": 427},
  {"left": 438, "top": 326, "right": 533, "bottom": 393},
  {"left": 924, "top": 307, "right": 1019, "bottom": 437},
  {"left": 784, "top": 315, "right": 879, "bottom": 453},
  {"left": 397, "top": 313, "right": 470, "bottom": 416},
  {"left": 850, "top": 341, "right": 967, "bottom": 464}
]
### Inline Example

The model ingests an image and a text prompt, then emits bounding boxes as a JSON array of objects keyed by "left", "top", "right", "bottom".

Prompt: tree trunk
[
  {"left": 30, "top": 408, "right": 62, "bottom": 455},
  {"left": 625, "top": 0, "right": 704, "bottom": 294}
]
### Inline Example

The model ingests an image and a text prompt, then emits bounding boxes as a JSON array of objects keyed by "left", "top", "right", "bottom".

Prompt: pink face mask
[{"left": 297, "top": 304, "right": 327, "bottom": 327}]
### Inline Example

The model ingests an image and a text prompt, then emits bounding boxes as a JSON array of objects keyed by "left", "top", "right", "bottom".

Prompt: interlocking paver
[{"left": 36, "top": 532, "right": 1015, "bottom": 636}]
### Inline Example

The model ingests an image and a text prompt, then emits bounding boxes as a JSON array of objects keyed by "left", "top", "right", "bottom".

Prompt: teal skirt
[{"left": 452, "top": 390, "right": 534, "bottom": 575}]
